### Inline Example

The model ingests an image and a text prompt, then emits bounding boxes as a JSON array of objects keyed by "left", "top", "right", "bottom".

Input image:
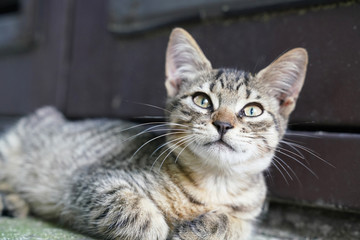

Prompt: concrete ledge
[
  {"left": 0, "top": 217, "right": 94, "bottom": 240},
  {"left": 0, "top": 216, "right": 278, "bottom": 240},
  {"left": 1, "top": 202, "right": 360, "bottom": 240}
]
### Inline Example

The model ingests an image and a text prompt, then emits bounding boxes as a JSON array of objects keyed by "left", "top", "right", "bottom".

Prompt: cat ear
[
  {"left": 256, "top": 48, "right": 308, "bottom": 117},
  {"left": 165, "top": 28, "right": 212, "bottom": 97}
]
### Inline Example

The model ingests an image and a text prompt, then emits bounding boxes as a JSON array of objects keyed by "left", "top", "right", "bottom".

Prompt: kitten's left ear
[
  {"left": 257, "top": 48, "right": 308, "bottom": 117},
  {"left": 165, "top": 28, "right": 212, "bottom": 97}
]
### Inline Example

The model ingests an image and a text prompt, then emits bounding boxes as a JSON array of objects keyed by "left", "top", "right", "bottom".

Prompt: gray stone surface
[
  {"left": 255, "top": 201, "right": 360, "bottom": 240},
  {"left": 0, "top": 217, "right": 94, "bottom": 240},
  {"left": 0, "top": 202, "right": 359, "bottom": 240}
]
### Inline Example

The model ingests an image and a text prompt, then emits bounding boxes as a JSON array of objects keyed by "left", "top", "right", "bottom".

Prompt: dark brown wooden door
[{"left": 0, "top": 0, "right": 359, "bottom": 212}]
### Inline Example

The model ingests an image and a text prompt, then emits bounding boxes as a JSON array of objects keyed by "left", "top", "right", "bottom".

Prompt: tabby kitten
[{"left": 0, "top": 28, "right": 307, "bottom": 239}]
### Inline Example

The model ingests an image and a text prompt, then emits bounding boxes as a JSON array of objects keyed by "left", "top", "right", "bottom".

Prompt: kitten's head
[{"left": 165, "top": 28, "right": 307, "bottom": 174}]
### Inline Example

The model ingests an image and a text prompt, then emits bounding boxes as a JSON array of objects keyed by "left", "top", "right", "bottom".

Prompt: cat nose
[{"left": 213, "top": 121, "right": 234, "bottom": 136}]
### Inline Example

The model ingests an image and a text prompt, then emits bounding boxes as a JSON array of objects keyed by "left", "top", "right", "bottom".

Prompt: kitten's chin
[
  {"left": 187, "top": 142, "right": 273, "bottom": 174},
  {"left": 204, "top": 139, "right": 236, "bottom": 152}
]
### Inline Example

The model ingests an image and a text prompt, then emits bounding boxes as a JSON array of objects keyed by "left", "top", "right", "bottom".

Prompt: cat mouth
[{"left": 204, "top": 139, "right": 235, "bottom": 151}]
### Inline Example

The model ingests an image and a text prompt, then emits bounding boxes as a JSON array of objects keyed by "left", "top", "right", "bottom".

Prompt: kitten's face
[
  {"left": 165, "top": 28, "right": 307, "bottom": 174},
  {"left": 167, "top": 70, "right": 281, "bottom": 172}
]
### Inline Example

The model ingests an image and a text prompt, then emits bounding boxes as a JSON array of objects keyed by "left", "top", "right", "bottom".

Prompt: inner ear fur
[
  {"left": 256, "top": 48, "right": 308, "bottom": 117},
  {"left": 165, "top": 28, "right": 212, "bottom": 97}
]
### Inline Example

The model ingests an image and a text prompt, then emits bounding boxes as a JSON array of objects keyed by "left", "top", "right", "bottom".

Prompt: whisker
[
  {"left": 282, "top": 137, "right": 305, "bottom": 145},
  {"left": 285, "top": 132, "right": 321, "bottom": 138},
  {"left": 277, "top": 145, "right": 305, "bottom": 160},
  {"left": 271, "top": 160, "right": 289, "bottom": 185},
  {"left": 279, "top": 140, "right": 310, "bottom": 165},
  {"left": 274, "top": 156, "right": 302, "bottom": 186},
  {"left": 123, "top": 100, "right": 171, "bottom": 114},
  {"left": 102, "top": 122, "right": 189, "bottom": 140},
  {"left": 130, "top": 132, "right": 188, "bottom": 161},
  {"left": 175, "top": 138, "right": 197, "bottom": 163},
  {"left": 282, "top": 141, "right": 334, "bottom": 168},
  {"left": 150, "top": 137, "right": 185, "bottom": 159},
  {"left": 133, "top": 116, "right": 168, "bottom": 119},
  {"left": 277, "top": 150, "right": 319, "bottom": 179},
  {"left": 130, "top": 128, "right": 190, "bottom": 138},
  {"left": 150, "top": 135, "right": 193, "bottom": 168},
  {"left": 284, "top": 141, "right": 317, "bottom": 155},
  {"left": 122, "top": 124, "right": 190, "bottom": 143},
  {"left": 75, "top": 122, "right": 173, "bottom": 148},
  {"left": 279, "top": 140, "right": 305, "bottom": 160},
  {"left": 133, "top": 114, "right": 186, "bottom": 120},
  {"left": 273, "top": 157, "right": 293, "bottom": 181},
  {"left": 158, "top": 136, "right": 195, "bottom": 170},
  {"left": 116, "top": 121, "right": 169, "bottom": 133}
]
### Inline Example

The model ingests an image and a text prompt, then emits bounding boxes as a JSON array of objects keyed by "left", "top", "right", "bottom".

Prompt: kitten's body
[{"left": 0, "top": 28, "right": 307, "bottom": 240}]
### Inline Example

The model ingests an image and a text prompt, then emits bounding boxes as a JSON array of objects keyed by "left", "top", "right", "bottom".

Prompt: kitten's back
[{"left": 0, "top": 106, "right": 148, "bottom": 218}]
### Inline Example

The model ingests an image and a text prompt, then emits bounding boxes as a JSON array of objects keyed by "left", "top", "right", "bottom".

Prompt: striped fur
[{"left": 0, "top": 28, "right": 307, "bottom": 239}]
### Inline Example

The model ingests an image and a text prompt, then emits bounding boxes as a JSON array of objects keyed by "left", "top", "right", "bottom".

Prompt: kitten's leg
[
  {"left": 0, "top": 182, "right": 29, "bottom": 218},
  {"left": 170, "top": 211, "right": 252, "bottom": 240},
  {"left": 70, "top": 181, "right": 169, "bottom": 240}
]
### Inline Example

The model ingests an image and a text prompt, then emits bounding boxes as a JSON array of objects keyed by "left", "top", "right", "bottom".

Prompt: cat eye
[
  {"left": 240, "top": 103, "right": 263, "bottom": 117},
  {"left": 193, "top": 93, "right": 212, "bottom": 109}
]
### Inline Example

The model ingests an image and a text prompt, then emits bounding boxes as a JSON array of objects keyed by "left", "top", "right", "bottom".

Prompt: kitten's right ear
[{"left": 165, "top": 28, "right": 212, "bottom": 97}]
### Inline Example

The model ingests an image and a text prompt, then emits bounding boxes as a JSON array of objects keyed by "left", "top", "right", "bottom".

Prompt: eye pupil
[
  {"left": 201, "top": 98, "right": 207, "bottom": 106},
  {"left": 241, "top": 103, "right": 263, "bottom": 117}
]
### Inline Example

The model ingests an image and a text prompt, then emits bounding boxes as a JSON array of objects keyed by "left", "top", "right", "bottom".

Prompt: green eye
[
  {"left": 242, "top": 104, "right": 263, "bottom": 117},
  {"left": 193, "top": 93, "right": 212, "bottom": 109}
]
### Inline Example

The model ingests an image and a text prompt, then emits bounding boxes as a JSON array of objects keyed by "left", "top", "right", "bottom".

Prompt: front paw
[
  {"left": 170, "top": 212, "right": 228, "bottom": 240},
  {"left": 0, "top": 193, "right": 29, "bottom": 218}
]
